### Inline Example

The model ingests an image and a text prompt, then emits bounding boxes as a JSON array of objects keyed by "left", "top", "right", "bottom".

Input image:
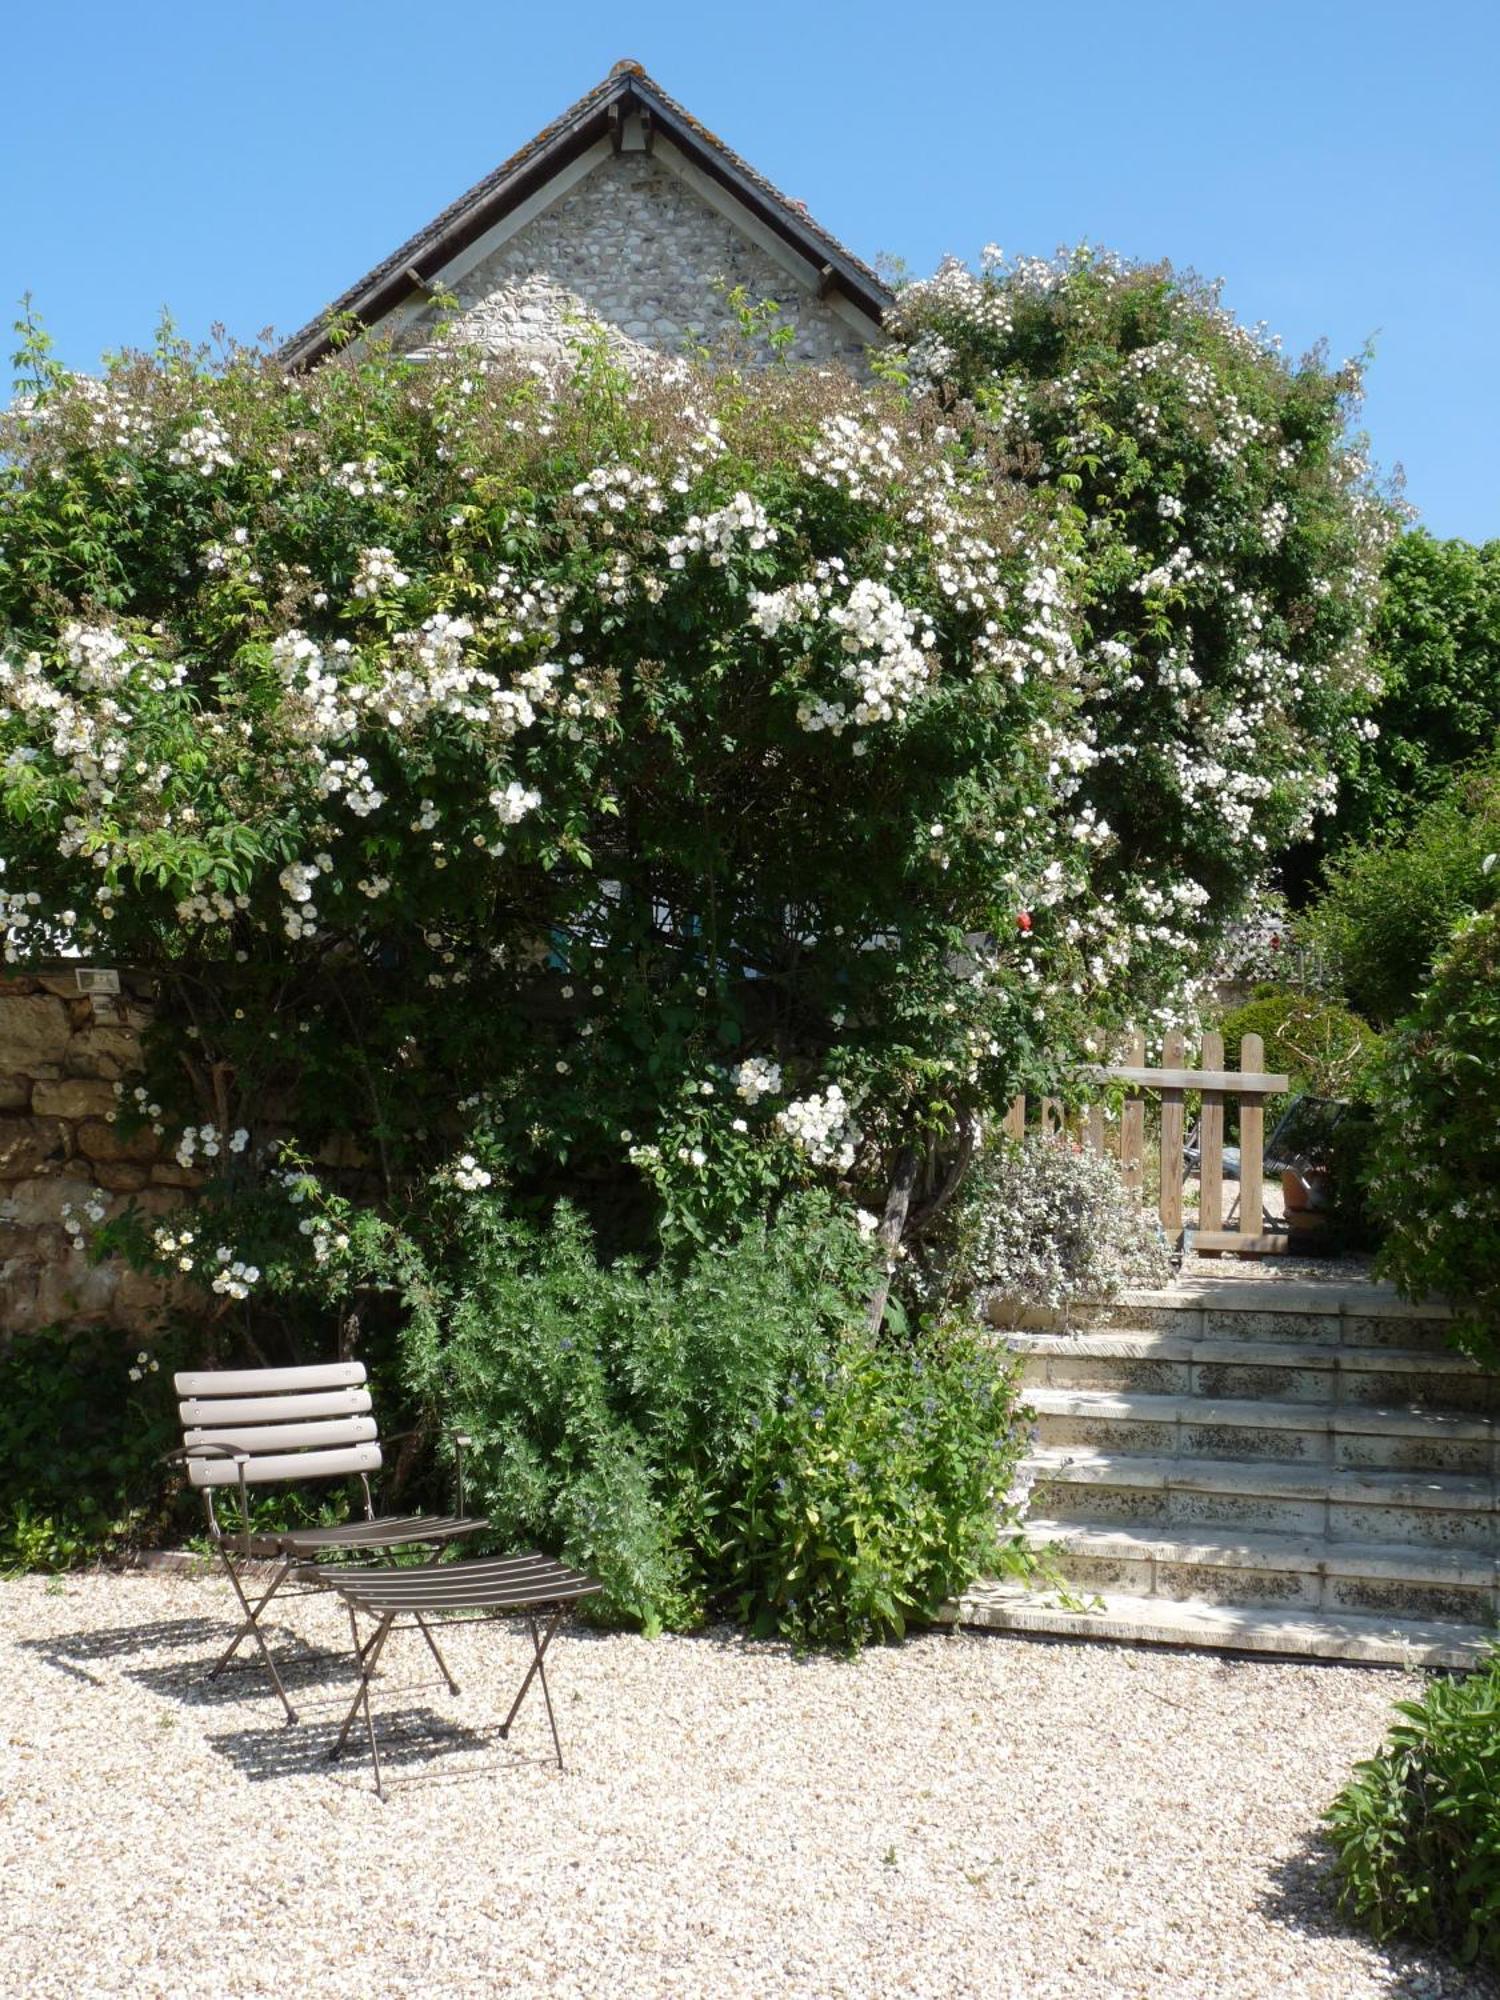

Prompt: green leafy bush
[
  {"left": 1364, "top": 907, "right": 1500, "bottom": 1358},
  {"left": 1221, "top": 990, "right": 1380, "bottom": 1100},
  {"left": 1305, "top": 759, "right": 1500, "bottom": 1026},
  {"left": 1325, "top": 1650, "right": 1500, "bottom": 1970},
  {"left": 395, "top": 1191, "right": 1028, "bottom": 1647},
  {"left": 0, "top": 1324, "right": 186, "bottom": 1570}
]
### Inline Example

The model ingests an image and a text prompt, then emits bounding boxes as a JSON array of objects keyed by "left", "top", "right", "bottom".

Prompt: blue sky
[{"left": 4, "top": 1, "right": 1495, "bottom": 539}]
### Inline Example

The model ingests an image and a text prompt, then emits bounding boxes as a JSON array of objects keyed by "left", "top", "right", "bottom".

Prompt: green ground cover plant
[{"left": 1326, "top": 1650, "right": 1500, "bottom": 1972}]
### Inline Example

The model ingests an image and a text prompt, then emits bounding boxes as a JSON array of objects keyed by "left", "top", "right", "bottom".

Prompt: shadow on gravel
[
  {"left": 1262, "top": 1835, "right": 1499, "bottom": 1999},
  {"left": 207, "top": 1706, "right": 530, "bottom": 1787}
]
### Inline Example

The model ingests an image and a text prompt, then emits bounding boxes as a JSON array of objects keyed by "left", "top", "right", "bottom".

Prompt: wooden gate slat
[
  {"left": 1197, "top": 1029, "right": 1225, "bottom": 1253},
  {"left": 1159, "top": 1030, "right": 1185, "bottom": 1241},
  {"left": 1239, "top": 1030, "right": 1266, "bottom": 1237}
]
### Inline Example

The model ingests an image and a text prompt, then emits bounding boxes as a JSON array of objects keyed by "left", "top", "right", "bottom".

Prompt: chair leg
[
  {"left": 499, "top": 1605, "right": 568, "bottom": 1770},
  {"left": 413, "top": 1612, "right": 461, "bottom": 1696},
  {"left": 210, "top": 1547, "right": 299, "bottom": 1724}
]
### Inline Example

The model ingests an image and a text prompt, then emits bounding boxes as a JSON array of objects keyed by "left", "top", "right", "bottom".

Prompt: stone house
[{"left": 279, "top": 60, "right": 890, "bottom": 372}]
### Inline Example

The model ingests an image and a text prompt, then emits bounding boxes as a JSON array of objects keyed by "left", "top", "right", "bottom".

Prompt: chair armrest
[{"left": 162, "top": 1444, "right": 253, "bottom": 1554}]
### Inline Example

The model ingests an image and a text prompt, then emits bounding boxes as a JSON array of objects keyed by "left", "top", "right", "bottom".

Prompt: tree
[{"left": 1327, "top": 530, "right": 1500, "bottom": 853}]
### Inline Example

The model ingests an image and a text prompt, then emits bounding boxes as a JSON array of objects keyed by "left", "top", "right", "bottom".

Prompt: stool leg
[{"left": 331, "top": 1609, "right": 396, "bottom": 1798}]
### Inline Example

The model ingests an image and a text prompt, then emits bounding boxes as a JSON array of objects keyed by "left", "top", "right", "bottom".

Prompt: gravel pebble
[{"left": 0, "top": 1572, "right": 1490, "bottom": 1999}]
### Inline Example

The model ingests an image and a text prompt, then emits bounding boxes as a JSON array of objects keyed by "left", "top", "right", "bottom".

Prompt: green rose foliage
[
  {"left": 1365, "top": 907, "right": 1500, "bottom": 1357},
  {"left": 1306, "top": 757, "right": 1500, "bottom": 1026},
  {"left": 1327, "top": 530, "right": 1500, "bottom": 857},
  {"left": 394, "top": 1191, "right": 1027, "bottom": 1647},
  {"left": 1325, "top": 1647, "right": 1500, "bottom": 1971},
  {"left": 885, "top": 246, "right": 1396, "bottom": 917}
]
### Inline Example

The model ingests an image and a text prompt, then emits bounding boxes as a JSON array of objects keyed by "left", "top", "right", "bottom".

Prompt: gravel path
[{"left": 1, "top": 1571, "right": 1489, "bottom": 2000}]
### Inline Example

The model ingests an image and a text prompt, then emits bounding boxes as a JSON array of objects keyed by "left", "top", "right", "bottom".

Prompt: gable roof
[{"left": 278, "top": 62, "right": 892, "bottom": 369}]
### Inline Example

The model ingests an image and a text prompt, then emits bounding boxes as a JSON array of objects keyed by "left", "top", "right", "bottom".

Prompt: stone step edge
[
  {"left": 1028, "top": 1386, "right": 1495, "bottom": 1441},
  {"left": 943, "top": 1581, "right": 1490, "bottom": 1669},
  {"left": 1109, "top": 1282, "right": 1452, "bottom": 1320},
  {"left": 1018, "top": 1518, "right": 1500, "bottom": 1587},
  {"left": 1027, "top": 1447, "right": 1498, "bottom": 1509},
  {"left": 1001, "top": 1329, "right": 1485, "bottom": 1374}
]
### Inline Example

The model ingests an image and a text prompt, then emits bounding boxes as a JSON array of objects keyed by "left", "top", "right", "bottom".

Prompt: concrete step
[
  {"left": 1020, "top": 1519, "right": 1500, "bottom": 1625},
  {"left": 1029, "top": 1446, "right": 1499, "bottom": 1550},
  {"left": 1076, "top": 1280, "right": 1453, "bottom": 1352},
  {"left": 1005, "top": 1329, "right": 1500, "bottom": 1415},
  {"left": 1030, "top": 1386, "right": 1499, "bottom": 1474},
  {"left": 945, "top": 1578, "right": 1492, "bottom": 1669}
]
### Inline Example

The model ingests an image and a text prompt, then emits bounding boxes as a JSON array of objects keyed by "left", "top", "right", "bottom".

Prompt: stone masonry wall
[
  {"left": 406, "top": 152, "right": 873, "bottom": 370},
  {"left": 0, "top": 971, "right": 189, "bottom": 1340}
]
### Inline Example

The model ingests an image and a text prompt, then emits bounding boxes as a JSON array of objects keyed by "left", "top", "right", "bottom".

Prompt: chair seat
[
  {"left": 272, "top": 1513, "right": 487, "bottom": 1556},
  {"left": 309, "top": 1552, "right": 600, "bottom": 1615}
]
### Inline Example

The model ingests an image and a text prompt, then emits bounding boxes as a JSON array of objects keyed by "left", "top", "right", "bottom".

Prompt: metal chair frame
[{"left": 169, "top": 1364, "right": 485, "bottom": 1724}]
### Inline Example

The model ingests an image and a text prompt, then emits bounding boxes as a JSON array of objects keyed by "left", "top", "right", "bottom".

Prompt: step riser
[
  {"left": 1083, "top": 1302, "right": 1455, "bottom": 1352},
  {"left": 1055, "top": 1551, "right": 1496, "bottom": 1626},
  {"left": 1033, "top": 1478, "right": 1497, "bottom": 1550},
  {"left": 1021, "top": 1354, "right": 1500, "bottom": 1416},
  {"left": 1037, "top": 1412, "right": 1494, "bottom": 1475}
]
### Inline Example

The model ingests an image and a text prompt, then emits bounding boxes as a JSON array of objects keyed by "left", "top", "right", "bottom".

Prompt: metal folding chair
[{"left": 169, "top": 1361, "right": 486, "bottom": 1723}]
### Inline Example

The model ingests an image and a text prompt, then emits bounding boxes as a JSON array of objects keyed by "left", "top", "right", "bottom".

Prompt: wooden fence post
[
  {"left": 1239, "top": 1030, "right": 1266, "bottom": 1237},
  {"left": 1159, "top": 1030, "right": 1185, "bottom": 1243},
  {"left": 1003, "top": 1095, "right": 1026, "bottom": 1140},
  {"left": 1197, "top": 1029, "right": 1225, "bottom": 1253}
]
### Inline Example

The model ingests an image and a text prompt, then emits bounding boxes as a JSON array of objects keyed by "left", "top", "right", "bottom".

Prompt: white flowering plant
[
  {"left": 0, "top": 292, "right": 1385, "bottom": 1297},
  {"left": 885, "top": 245, "right": 1398, "bottom": 951}
]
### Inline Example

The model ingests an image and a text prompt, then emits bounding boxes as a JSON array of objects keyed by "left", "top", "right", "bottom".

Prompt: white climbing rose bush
[{"left": 0, "top": 299, "right": 1383, "bottom": 1296}]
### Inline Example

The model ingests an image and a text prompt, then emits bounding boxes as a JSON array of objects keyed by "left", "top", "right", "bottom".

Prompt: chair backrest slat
[
  {"left": 173, "top": 1363, "right": 383, "bottom": 1496},
  {"left": 177, "top": 1387, "right": 372, "bottom": 1426},
  {"left": 175, "top": 1362, "right": 365, "bottom": 1397},
  {"left": 185, "top": 1442, "right": 383, "bottom": 1489},
  {"left": 186, "top": 1416, "right": 378, "bottom": 1455}
]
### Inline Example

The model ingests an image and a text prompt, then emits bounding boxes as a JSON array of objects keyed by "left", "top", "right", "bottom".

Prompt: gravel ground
[{"left": 1, "top": 1570, "right": 1490, "bottom": 2000}]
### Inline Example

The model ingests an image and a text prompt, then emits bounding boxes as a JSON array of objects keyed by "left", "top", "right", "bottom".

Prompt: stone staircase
[{"left": 953, "top": 1280, "right": 1499, "bottom": 1667}]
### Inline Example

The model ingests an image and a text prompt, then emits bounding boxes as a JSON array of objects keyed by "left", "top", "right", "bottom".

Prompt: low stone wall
[{"left": 0, "top": 969, "right": 190, "bottom": 1339}]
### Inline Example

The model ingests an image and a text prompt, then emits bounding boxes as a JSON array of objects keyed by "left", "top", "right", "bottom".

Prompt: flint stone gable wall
[
  {"left": 404, "top": 151, "right": 873, "bottom": 371},
  {"left": 0, "top": 971, "right": 188, "bottom": 1340}
]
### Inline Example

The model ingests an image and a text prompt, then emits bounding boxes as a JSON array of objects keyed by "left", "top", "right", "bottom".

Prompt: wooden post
[
  {"left": 1197, "top": 1029, "right": 1225, "bottom": 1255},
  {"left": 1041, "top": 1097, "right": 1062, "bottom": 1139},
  {"left": 1239, "top": 1030, "right": 1266, "bottom": 1237},
  {"left": 1119, "top": 1031, "right": 1145, "bottom": 1198},
  {"left": 1003, "top": 1095, "right": 1026, "bottom": 1140},
  {"left": 1159, "top": 1030, "right": 1185, "bottom": 1244}
]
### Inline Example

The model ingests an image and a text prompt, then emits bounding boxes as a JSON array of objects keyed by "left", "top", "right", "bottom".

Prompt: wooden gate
[{"left": 1002, "top": 1031, "right": 1290, "bottom": 1257}]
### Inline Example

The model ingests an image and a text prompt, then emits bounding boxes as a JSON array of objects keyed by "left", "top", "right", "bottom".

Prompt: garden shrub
[
  {"left": 1220, "top": 989, "right": 1380, "bottom": 1100},
  {"left": 0, "top": 1324, "right": 186, "bottom": 1570},
  {"left": 1305, "top": 759, "right": 1500, "bottom": 1026},
  {"left": 1325, "top": 1649, "right": 1500, "bottom": 1972},
  {"left": 1364, "top": 907, "right": 1500, "bottom": 1359},
  {"left": 394, "top": 1190, "right": 1029, "bottom": 1647},
  {"left": 935, "top": 1135, "right": 1171, "bottom": 1320}
]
